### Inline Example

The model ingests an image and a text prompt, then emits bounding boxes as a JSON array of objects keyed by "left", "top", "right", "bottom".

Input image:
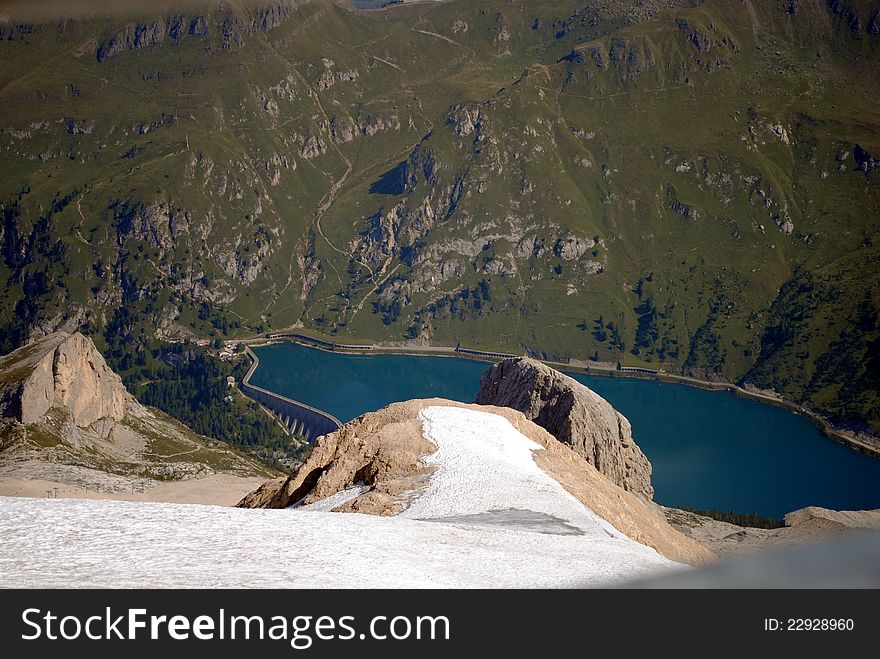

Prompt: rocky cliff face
[
  {"left": 475, "top": 357, "right": 653, "bottom": 500},
  {"left": 0, "top": 332, "right": 272, "bottom": 492},
  {"left": 238, "top": 398, "right": 712, "bottom": 566},
  {"left": 0, "top": 332, "right": 135, "bottom": 436}
]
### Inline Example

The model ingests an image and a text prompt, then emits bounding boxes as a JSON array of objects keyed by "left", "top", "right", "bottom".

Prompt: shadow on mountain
[{"left": 369, "top": 161, "right": 407, "bottom": 196}]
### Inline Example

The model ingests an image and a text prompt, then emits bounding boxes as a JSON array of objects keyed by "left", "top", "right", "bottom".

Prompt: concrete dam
[{"left": 240, "top": 346, "right": 341, "bottom": 443}]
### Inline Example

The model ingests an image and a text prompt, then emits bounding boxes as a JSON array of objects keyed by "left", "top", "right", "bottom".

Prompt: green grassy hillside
[{"left": 1, "top": 0, "right": 878, "bottom": 433}]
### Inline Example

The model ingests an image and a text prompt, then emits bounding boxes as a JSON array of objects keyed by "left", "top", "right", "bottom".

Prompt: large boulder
[{"left": 475, "top": 357, "right": 653, "bottom": 499}]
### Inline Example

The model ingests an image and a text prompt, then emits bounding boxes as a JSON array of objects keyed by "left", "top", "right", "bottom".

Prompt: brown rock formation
[
  {"left": 0, "top": 333, "right": 274, "bottom": 495},
  {"left": 475, "top": 357, "right": 653, "bottom": 499},
  {"left": 237, "top": 405, "right": 434, "bottom": 514},
  {"left": 238, "top": 398, "right": 713, "bottom": 566},
  {"left": 0, "top": 332, "right": 134, "bottom": 436}
]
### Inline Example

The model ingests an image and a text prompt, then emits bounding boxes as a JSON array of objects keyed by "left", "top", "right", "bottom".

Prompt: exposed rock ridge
[
  {"left": 474, "top": 357, "right": 653, "bottom": 499},
  {"left": 783, "top": 506, "right": 880, "bottom": 533},
  {"left": 237, "top": 402, "right": 433, "bottom": 514},
  {"left": 95, "top": 1, "right": 317, "bottom": 62}
]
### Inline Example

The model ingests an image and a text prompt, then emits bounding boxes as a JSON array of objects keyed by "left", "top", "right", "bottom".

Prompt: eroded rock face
[
  {"left": 238, "top": 398, "right": 713, "bottom": 566},
  {"left": 0, "top": 332, "right": 135, "bottom": 436},
  {"left": 475, "top": 357, "right": 653, "bottom": 500},
  {"left": 237, "top": 404, "right": 434, "bottom": 513},
  {"left": 96, "top": 22, "right": 166, "bottom": 62},
  {"left": 553, "top": 235, "right": 595, "bottom": 260},
  {"left": 50, "top": 333, "right": 129, "bottom": 430}
]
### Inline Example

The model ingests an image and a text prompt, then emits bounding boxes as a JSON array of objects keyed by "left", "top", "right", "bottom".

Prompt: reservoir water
[{"left": 250, "top": 342, "right": 880, "bottom": 518}]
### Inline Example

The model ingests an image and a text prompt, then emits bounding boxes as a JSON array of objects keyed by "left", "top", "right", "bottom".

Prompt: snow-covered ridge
[
  {"left": 399, "top": 406, "right": 628, "bottom": 542},
  {"left": 0, "top": 406, "right": 682, "bottom": 588},
  {"left": 0, "top": 495, "right": 676, "bottom": 588}
]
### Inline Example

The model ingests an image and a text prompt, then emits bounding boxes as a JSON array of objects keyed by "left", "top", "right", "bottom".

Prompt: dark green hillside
[{"left": 0, "top": 0, "right": 878, "bottom": 434}]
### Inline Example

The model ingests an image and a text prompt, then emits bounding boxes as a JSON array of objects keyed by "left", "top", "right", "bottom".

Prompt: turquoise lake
[{"left": 250, "top": 342, "right": 880, "bottom": 518}]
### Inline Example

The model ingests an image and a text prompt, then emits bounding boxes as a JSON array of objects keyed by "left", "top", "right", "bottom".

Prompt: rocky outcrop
[
  {"left": 237, "top": 400, "right": 434, "bottom": 513},
  {"left": 96, "top": 22, "right": 166, "bottom": 62},
  {"left": 189, "top": 16, "right": 210, "bottom": 38},
  {"left": 475, "top": 357, "right": 654, "bottom": 499},
  {"left": 0, "top": 333, "right": 274, "bottom": 492},
  {"left": 447, "top": 103, "right": 485, "bottom": 139},
  {"left": 0, "top": 332, "right": 134, "bottom": 436},
  {"left": 45, "top": 333, "right": 131, "bottom": 431},
  {"left": 94, "top": 2, "right": 313, "bottom": 62},
  {"left": 299, "top": 135, "right": 326, "bottom": 160},
  {"left": 63, "top": 117, "right": 94, "bottom": 135},
  {"left": 315, "top": 67, "right": 358, "bottom": 91},
  {"left": 358, "top": 113, "right": 401, "bottom": 137},
  {"left": 553, "top": 234, "right": 595, "bottom": 260},
  {"left": 113, "top": 200, "right": 176, "bottom": 254},
  {"left": 854, "top": 144, "right": 880, "bottom": 173},
  {"left": 330, "top": 115, "right": 357, "bottom": 143},
  {"left": 869, "top": 9, "right": 880, "bottom": 35},
  {"left": 783, "top": 506, "right": 880, "bottom": 532},
  {"left": 238, "top": 398, "right": 712, "bottom": 566}
]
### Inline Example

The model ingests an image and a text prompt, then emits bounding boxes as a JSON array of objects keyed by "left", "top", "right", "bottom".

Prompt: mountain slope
[
  {"left": 0, "top": 0, "right": 878, "bottom": 432},
  {"left": 0, "top": 331, "right": 277, "bottom": 496}
]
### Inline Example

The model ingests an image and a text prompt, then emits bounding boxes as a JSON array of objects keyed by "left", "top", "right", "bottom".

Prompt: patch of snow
[
  {"left": 404, "top": 407, "right": 628, "bottom": 542},
  {"left": 0, "top": 497, "right": 678, "bottom": 588},
  {"left": 0, "top": 407, "right": 683, "bottom": 588},
  {"left": 297, "top": 484, "right": 370, "bottom": 512}
]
